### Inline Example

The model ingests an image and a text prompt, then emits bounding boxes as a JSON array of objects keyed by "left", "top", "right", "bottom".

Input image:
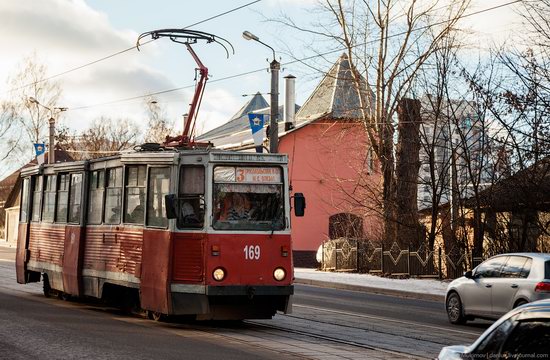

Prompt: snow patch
[{"left": 294, "top": 268, "right": 448, "bottom": 296}]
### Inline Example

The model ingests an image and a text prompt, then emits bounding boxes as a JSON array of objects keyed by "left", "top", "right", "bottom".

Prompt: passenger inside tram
[{"left": 220, "top": 193, "right": 252, "bottom": 220}]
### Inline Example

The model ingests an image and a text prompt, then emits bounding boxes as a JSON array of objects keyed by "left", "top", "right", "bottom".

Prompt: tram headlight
[
  {"left": 212, "top": 268, "right": 226, "bottom": 281},
  {"left": 273, "top": 267, "right": 286, "bottom": 281}
]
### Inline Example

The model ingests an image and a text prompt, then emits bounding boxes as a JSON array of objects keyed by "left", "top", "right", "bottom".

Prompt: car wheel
[
  {"left": 446, "top": 292, "right": 466, "bottom": 324},
  {"left": 514, "top": 299, "right": 528, "bottom": 308}
]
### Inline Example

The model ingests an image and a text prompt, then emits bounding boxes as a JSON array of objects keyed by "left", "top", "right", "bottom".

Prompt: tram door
[{"left": 16, "top": 177, "right": 32, "bottom": 284}]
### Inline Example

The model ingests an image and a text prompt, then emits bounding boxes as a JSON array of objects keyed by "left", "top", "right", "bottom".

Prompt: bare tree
[
  {"left": 523, "top": 0, "right": 550, "bottom": 55},
  {"left": 415, "top": 48, "right": 512, "bottom": 257},
  {"left": 7, "top": 54, "right": 62, "bottom": 154},
  {"left": 279, "top": 0, "right": 470, "bottom": 245},
  {"left": 144, "top": 96, "right": 171, "bottom": 143},
  {"left": 413, "top": 29, "right": 465, "bottom": 252},
  {"left": 0, "top": 102, "right": 21, "bottom": 178},
  {"left": 58, "top": 117, "right": 139, "bottom": 160},
  {"left": 459, "top": 0, "right": 550, "bottom": 255}
]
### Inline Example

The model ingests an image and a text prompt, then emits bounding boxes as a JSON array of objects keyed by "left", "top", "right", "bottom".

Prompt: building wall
[{"left": 279, "top": 119, "right": 382, "bottom": 261}]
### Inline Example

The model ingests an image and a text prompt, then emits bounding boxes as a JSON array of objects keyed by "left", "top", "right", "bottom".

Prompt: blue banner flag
[
  {"left": 248, "top": 114, "right": 265, "bottom": 153},
  {"left": 34, "top": 143, "right": 45, "bottom": 156},
  {"left": 248, "top": 113, "right": 264, "bottom": 134}
]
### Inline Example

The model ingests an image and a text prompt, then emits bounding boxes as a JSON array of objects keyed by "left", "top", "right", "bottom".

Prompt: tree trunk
[
  {"left": 395, "top": 98, "right": 423, "bottom": 248},
  {"left": 381, "top": 122, "right": 397, "bottom": 247},
  {"left": 472, "top": 208, "right": 484, "bottom": 257}
]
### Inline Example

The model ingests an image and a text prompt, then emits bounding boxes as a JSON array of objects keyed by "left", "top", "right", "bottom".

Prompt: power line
[
  {"left": 70, "top": 67, "right": 268, "bottom": 110},
  {"left": 4, "top": 0, "right": 262, "bottom": 95},
  {"left": 69, "top": 0, "right": 524, "bottom": 111}
]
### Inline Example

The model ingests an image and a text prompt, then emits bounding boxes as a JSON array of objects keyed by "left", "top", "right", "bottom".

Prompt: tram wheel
[{"left": 42, "top": 274, "right": 51, "bottom": 298}]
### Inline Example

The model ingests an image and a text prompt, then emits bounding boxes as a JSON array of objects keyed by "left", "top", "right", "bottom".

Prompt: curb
[{"left": 294, "top": 278, "right": 446, "bottom": 302}]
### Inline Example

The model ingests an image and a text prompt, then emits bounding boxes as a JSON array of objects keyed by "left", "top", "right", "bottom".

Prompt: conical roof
[
  {"left": 196, "top": 92, "right": 269, "bottom": 141},
  {"left": 295, "top": 53, "right": 373, "bottom": 125},
  {"left": 230, "top": 92, "right": 269, "bottom": 121}
]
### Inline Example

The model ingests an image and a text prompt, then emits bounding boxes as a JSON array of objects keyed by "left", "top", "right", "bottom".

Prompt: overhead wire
[{"left": 68, "top": 0, "right": 524, "bottom": 112}]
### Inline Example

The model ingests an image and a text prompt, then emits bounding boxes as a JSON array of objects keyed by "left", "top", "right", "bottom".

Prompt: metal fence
[{"left": 320, "top": 238, "right": 485, "bottom": 279}]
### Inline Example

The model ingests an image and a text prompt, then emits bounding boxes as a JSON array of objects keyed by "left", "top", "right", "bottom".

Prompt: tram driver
[{"left": 219, "top": 193, "right": 252, "bottom": 221}]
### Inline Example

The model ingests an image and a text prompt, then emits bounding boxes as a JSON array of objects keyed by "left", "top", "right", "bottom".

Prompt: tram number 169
[{"left": 244, "top": 245, "right": 261, "bottom": 260}]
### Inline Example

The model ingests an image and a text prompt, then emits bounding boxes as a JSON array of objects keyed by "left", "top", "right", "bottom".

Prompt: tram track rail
[
  {"left": 291, "top": 303, "right": 481, "bottom": 338},
  {"left": 243, "top": 320, "right": 419, "bottom": 359},
  {"left": 240, "top": 302, "right": 484, "bottom": 359}
]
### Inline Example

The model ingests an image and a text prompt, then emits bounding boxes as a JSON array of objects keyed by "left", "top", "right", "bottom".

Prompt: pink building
[{"left": 198, "top": 54, "right": 382, "bottom": 266}]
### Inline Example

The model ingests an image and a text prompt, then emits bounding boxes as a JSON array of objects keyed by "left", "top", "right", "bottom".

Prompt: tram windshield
[{"left": 212, "top": 166, "right": 284, "bottom": 231}]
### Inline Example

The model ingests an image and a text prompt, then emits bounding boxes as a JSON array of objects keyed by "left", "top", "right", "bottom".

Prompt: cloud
[
  {"left": 0, "top": 0, "right": 176, "bottom": 131},
  {"left": 0, "top": 1, "right": 135, "bottom": 67}
]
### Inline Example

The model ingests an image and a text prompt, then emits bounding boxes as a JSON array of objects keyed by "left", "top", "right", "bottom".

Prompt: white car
[
  {"left": 438, "top": 299, "right": 550, "bottom": 359},
  {"left": 445, "top": 253, "right": 550, "bottom": 324}
]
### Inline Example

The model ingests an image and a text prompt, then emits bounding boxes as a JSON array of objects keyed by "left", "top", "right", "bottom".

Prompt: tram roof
[{"left": 19, "top": 148, "right": 288, "bottom": 177}]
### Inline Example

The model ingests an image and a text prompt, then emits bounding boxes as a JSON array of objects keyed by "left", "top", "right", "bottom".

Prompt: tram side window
[
  {"left": 68, "top": 173, "right": 83, "bottom": 224},
  {"left": 88, "top": 170, "right": 105, "bottom": 224},
  {"left": 56, "top": 174, "right": 69, "bottom": 223},
  {"left": 42, "top": 175, "right": 56, "bottom": 223},
  {"left": 146, "top": 167, "right": 170, "bottom": 228},
  {"left": 104, "top": 167, "right": 122, "bottom": 224},
  {"left": 124, "top": 165, "right": 146, "bottom": 224},
  {"left": 178, "top": 166, "right": 205, "bottom": 229},
  {"left": 31, "top": 176, "right": 43, "bottom": 222},
  {"left": 20, "top": 178, "right": 30, "bottom": 222}
]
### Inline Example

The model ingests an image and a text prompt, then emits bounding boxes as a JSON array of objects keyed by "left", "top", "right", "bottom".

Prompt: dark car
[
  {"left": 438, "top": 299, "right": 550, "bottom": 359},
  {"left": 445, "top": 253, "right": 550, "bottom": 324}
]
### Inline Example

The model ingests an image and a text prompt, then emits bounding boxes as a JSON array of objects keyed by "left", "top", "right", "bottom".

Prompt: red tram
[{"left": 16, "top": 149, "right": 305, "bottom": 320}]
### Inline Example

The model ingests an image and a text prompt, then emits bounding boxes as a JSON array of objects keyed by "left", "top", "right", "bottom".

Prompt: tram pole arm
[{"left": 182, "top": 43, "right": 209, "bottom": 144}]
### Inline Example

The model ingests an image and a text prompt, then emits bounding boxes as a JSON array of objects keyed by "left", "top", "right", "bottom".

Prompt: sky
[{"left": 0, "top": 0, "right": 526, "bottom": 174}]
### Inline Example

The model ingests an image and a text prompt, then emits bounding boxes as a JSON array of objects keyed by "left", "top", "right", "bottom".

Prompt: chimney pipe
[
  {"left": 182, "top": 113, "right": 189, "bottom": 134},
  {"left": 284, "top": 74, "right": 296, "bottom": 131}
]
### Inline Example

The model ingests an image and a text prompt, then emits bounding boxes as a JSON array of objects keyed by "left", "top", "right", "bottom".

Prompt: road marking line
[{"left": 293, "top": 304, "right": 481, "bottom": 336}]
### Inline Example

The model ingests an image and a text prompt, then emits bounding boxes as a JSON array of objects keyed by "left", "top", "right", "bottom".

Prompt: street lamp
[
  {"left": 28, "top": 97, "right": 68, "bottom": 164},
  {"left": 242, "top": 30, "right": 280, "bottom": 153}
]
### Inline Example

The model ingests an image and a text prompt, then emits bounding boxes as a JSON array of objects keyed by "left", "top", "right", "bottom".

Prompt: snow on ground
[{"left": 294, "top": 268, "right": 448, "bottom": 296}]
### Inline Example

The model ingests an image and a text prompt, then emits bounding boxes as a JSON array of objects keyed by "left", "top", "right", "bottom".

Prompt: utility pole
[
  {"left": 243, "top": 31, "right": 279, "bottom": 153},
  {"left": 269, "top": 58, "right": 280, "bottom": 153},
  {"left": 48, "top": 117, "right": 55, "bottom": 164},
  {"left": 28, "top": 97, "right": 67, "bottom": 164}
]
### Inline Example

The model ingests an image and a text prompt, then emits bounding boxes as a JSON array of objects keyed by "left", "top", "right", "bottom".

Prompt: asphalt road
[
  {"left": 0, "top": 247, "right": 297, "bottom": 360},
  {"left": 248, "top": 284, "right": 492, "bottom": 358},
  {"left": 293, "top": 283, "right": 491, "bottom": 332},
  {"left": 0, "top": 245, "right": 491, "bottom": 359}
]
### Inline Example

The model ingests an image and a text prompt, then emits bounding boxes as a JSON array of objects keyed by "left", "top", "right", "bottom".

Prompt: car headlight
[
  {"left": 273, "top": 267, "right": 286, "bottom": 281},
  {"left": 213, "top": 268, "right": 226, "bottom": 281}
]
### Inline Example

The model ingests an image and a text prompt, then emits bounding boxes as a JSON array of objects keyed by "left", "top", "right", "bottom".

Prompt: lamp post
[
  {"left": 28, "top": 97, "right": 67, "bottom": 164},
  {"left": 242, "top": 30, "right": 279, "bottom": 153}
]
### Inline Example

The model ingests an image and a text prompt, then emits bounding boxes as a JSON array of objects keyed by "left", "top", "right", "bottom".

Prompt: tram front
[{"left": 166, "top": 151, "right": 304, "bottom": 320}]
